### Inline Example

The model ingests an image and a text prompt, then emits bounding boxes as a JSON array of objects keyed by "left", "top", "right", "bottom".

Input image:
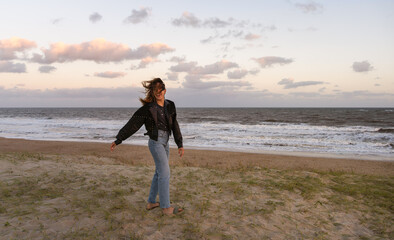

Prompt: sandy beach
[{"left": 0, "top": 137, "right": 393, "bottom": 239}]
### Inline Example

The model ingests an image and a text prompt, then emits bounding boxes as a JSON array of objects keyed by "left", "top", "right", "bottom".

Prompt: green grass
[{"left": 327, "top": 174, "right": 394, "bottom": 237}]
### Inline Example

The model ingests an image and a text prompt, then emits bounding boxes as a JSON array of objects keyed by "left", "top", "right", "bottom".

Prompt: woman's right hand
[{"left": 110, "top": 142, "right": 116, "bottom": 152}]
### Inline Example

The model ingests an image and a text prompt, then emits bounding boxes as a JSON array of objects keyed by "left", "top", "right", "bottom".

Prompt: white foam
[{"left": 0, "top": 117, "right": 393, "bottom": 160}]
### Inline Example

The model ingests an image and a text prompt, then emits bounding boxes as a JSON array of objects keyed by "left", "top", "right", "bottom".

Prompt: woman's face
[{"left": 154, "top": 84, "right": 166, "bottom": 101}]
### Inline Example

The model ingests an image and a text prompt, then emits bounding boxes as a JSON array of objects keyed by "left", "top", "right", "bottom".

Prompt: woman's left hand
[
  {"left": 178, "top": 147, "right": 184, "bottom": 157},
  {"left": 110, "top": 142, "right": 116, "bottom": 152}
]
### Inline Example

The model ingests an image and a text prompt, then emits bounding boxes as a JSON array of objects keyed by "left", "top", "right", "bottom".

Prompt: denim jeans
[{"left": 148, "top": 130, "right": 171, "bottom": 208}]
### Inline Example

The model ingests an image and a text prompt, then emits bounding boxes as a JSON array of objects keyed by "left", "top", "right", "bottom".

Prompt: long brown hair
[{"left": 139, "top": 78, "right": 166, "bottom": 105}]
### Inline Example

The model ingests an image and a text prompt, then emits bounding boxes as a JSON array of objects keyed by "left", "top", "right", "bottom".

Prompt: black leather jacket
[{"left": 115, "top": 99, "right": 183, "bottom": 148}]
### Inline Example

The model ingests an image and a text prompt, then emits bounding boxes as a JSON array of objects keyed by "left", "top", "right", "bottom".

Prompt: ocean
[{"left": 0, "top": 108, "right": 393, "bottom": 160}]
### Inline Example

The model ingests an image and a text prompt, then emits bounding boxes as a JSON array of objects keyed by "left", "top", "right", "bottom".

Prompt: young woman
[{"left": 110, "top": 78, "right": 184, "bottom": 215}]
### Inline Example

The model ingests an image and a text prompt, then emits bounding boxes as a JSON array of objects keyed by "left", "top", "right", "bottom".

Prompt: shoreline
[
  {"left": 1, "top": 136, "right": 393, "bottom": 162},
  {"left": 1, "top": 137, "right": 393, "bottom": 176},
  {"left": 183, "top": 145, "right": 394, "bottom": 162}
]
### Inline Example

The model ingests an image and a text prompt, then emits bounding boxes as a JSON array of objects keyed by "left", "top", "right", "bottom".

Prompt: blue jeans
[{"left": 148, "top": 130, "right": 171, "bottom": 208}]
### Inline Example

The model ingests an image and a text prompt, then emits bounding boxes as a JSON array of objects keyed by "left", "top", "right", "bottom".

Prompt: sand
[
  {"left": 0, "top": 137, "right": 393, "bottom": 176},
  {"left": 0, "top": 137, "right": 393, "bottom": 239}
]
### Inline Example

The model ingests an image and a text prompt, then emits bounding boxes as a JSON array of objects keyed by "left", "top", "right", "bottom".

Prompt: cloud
[
  {"left": 227, "top": 69, "right": 248, "bottom": 79},
  {"left": 339, "top": 90, "right": 390, "bottom": 98},
  {"left": 0, "top": 61, "right": 26, "bottom": 73},
  {"left": 288, "top": 26, "right": 317, "bottom": 32},
  {"left": 51, "top": 18, "right": 63, "bottom": 25},
  {"left": 203, "top": 18, "right": 232, "bottom": 28},
  {"left": 167, "top": 60, "right": 250, "bottom": 89},
  {"left": 0, "top": 37, "right": 37, "bottom": 60},
  {"left": 295, "top": 2, "right": 323, "bottom": 13},
  {"left": 170, "top": 60, "right": 238, "bottom": 75},
  {"left": 31, "top": 39, "right": 174, "bottom": 64},
  {"left": 172, "top": 12, "right": 232, "bottom": 28},
  {"left": 130, "top": 43, "right": 173, "bottom": 59},
  {"left": 278, "top": 78, "right": 325, "bottom": 89},
  {"left": 94, "top": 71, "right": 127, "bottom": 78},
  {"left": 172, "top": 12, "right": 202, "bottom": 27},
  {"left": 168, "top": 56, "right": 186, "bottom": 63},
  {"left": 168, "top": 59, "right": 244, "bottom": 89},
  {"left": 202, "top": 29, "right": 264, "bottom": 45},
  {"left": 124, "top": 7, "right": 151, "bottom": 24},
  {"left": 1, "top": 86, "right": 393, "bottom": 107},
  {"left": 221, "top": 30, "right": 244, "bottom": 39},
  {"left": 261, "top": 25, "right": 277, "bottom": 32},
  {"left": 165, "top": 72, "right": 178, "bottom": 81},
  {"left": 131, "top": 57, "right": 159, "bottom": 69},
  {"left": 0, "top": 86, "right": 143, "bottom": 107},
  {"left": 200, "top": 35, "right": 217, "bottom": 44},
  {"left": 38, "top": 65, "right": 56, "bottom": 73},
  {"left": 249, "top": 69, "right": 260, "bottom": 75},
  {"left": 253, "top": 56, "right": 293, "bottom": 68},
  {"left": 172, "top": 12, "right": 275, "bottom": 47},
  {"left": 169, "top": 61, "right": 198, "bottom": 72},
  {"left": 201, "top": 30, "right": 259, "bottom": 44},
  {"left": 244, "top": 33, "right": 261, "bottom": 41},
  {"left": 183, "top": 74, "right": 251, "bottom": 89},
  {"left": 352, "top": 61, "right": 374, "bottom": 73},
  {"left": 193, "top": 60, "right": 238, "bottom": 75},
  {"left": 89, "top": 12, "right": 102, "bottom": 23}
]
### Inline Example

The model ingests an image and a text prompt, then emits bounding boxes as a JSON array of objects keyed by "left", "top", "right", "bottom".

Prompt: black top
[
  {"left": 114, "top": 99, "right": 183, "bottom": 148},
  {"left": 155, "top": 102, "right": 169, "bottom": 131}
]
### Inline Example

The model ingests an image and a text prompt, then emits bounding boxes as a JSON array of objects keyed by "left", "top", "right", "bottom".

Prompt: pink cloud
[
  {"left": 131, "top": 57, "right": 159, "bottom": 69},
  {"left": 31, "top": 39, "right": 174, "bottom": 64},
  {"left": 0, "top": 37, "right": 36, "bottom": 60},
  {"left": 94, "top": 71, "right": 127, "bottom": 78}
]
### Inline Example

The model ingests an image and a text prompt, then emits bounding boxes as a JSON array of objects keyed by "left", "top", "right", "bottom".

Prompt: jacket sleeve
[
  {"left": 115, "top": 107, "right": 146, "bottom": 145},
  {"left": 171, "top": 103, "right": 183, "bottom": 149}
]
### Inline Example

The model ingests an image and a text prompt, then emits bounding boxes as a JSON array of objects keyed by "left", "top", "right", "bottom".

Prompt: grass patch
[
  {"left": 329, "top": 175, "right": 393, "bottom": 212},
  {"left": 262, "top": 174, "right": 324, "bottom": 199},
  {"left": 327, "top": 174, "right": 394, "bottom": 237},
  {"left": 1, "top": 152, "right": 393, "bottom": 239},
  {"left": 182, "top": 221, "right": 202, "bottom": 240},
  {"left": 0, "top": 174, "right": 65, "bottom": 216}
]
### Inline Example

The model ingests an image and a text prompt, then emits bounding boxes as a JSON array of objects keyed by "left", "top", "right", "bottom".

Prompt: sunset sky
[{"left": 1, "top": 0, "right": 393, "bottom": 107}]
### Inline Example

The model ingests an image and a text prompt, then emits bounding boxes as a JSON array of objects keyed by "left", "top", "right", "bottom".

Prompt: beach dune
[{"left": 0, "top": 137, "right": 393, "bottom": 239}]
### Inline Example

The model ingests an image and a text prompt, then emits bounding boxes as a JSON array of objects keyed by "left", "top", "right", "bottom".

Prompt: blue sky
[{"left": 0, "top": 0, "right": 393, "bottom": 107}]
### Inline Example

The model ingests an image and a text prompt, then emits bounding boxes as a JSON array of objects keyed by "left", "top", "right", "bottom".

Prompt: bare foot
[
  {"left": 146, "top": 202, "right": 160, "bottom": 210},
  {"left": 162, "top": 206, "right": 183, "bottom": 215}
]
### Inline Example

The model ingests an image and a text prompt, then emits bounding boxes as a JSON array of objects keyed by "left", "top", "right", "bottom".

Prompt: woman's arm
[
  {"left": 171, "top": 102, "right": 183, "bottom": 150},
  {"left": 113, "top": 107, "right": 146, "bottom": 146}
]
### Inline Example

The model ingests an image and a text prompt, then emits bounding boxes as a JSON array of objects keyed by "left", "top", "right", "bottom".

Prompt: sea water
[{"left": 0, "top": 108, "right": 393, "bottom": 160}]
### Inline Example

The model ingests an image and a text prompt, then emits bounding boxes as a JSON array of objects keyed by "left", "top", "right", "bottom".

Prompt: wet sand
[{"left": 0, "top": 137, "right": 392, "bottom": 176}]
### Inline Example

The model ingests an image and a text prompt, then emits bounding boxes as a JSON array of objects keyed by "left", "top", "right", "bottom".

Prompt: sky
[{"left": 0, "top": 0, "right": 393, "bottom": 107}]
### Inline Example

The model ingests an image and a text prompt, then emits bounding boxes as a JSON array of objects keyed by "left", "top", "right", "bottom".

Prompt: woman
[{"left": 110, "top": 78, "right": 184, "bottom": 215}]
